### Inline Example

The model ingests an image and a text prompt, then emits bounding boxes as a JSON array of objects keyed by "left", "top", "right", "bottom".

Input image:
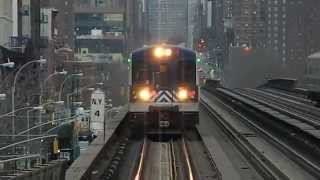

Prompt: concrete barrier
[{"left": 65, "top": 108, "right": 127, "bottom": 180}]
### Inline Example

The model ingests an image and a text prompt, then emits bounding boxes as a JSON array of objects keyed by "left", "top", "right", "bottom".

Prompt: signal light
[{"left": 197, "top": 38, "right": 207, "bottom": 52}]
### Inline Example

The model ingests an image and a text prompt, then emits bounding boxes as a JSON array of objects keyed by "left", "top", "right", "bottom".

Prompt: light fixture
[
  {"left": 54, "top": 101, "right": 65, "bottom": 105},
  {"left": 153, "top": 47, "right": 173, "bottom": 58},
  {"left": 177, "top": 88, "right": 188, "bottom": 101},
  {"left": 139, "top": 88, "right": 151, "bottom": 101},
  {"left": 57, "top": 70, "right": 67, "bottom": 75},
  {"left": 37, "top": 58, "right": 47, "bottom": 64},
  {"left": 164, "top": 48, "right": 172, "bottom": 56},
  {"left": 33, "top": 106, "right": 43, "bottom": 110},
  {"left": 154, "top": 47, "right": 164, "bottom": 58}
]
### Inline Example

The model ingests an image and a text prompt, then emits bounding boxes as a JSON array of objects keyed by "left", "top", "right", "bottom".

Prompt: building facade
[
  {"left": 0, "top": 1, "right": 12, "bottom": 46},
  {"left": 147, "top": 0, "right": 188, "bottom": 44},
  {"left": 202, "top": 0, "right": 320, "bottom": 80},
  {"left": 264, "top": 0, "right": 320, "bottom": 78},
  {"left": 232, "top": 0, "right": 267, "bottom": 48}
]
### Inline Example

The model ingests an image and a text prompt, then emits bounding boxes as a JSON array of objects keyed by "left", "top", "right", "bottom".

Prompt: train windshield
[{"left": 132, "top": 51, "right": 196, "bottom": 89}]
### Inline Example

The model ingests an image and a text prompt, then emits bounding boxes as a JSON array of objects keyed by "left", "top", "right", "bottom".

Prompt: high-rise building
[
  {"left": 0, "top": 1, "right": 12, "bottom": 46},
  {"left": 232, "top": 0, "right": 267, "bottom": 48},
  {"left": 126, "top": 0, "right": 147, "bottom": 50},
  {"left": 147, "top": 0, "right": 188, "bottom": 44},
  {"left": 208, "top": 0, "right": 320, "bottom": 78},
  {"left": 73, "top": 0, "right": 128, "bottom": 106},
  {"left": 265, "top": 0, "right": 320, "bottom": 77},
  {"left": 74, "top": 0, "right": 125, "bottom": 61}
]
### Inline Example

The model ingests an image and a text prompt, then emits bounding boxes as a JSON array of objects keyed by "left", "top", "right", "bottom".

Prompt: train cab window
[{"left": 177, "top": 60, "right": 196, "bottom": 85}]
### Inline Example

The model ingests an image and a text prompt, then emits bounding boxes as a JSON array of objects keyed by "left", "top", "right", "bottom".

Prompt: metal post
[
  {"left": 10, "top": 59, "right": 45, "bottom": 170},
  {"left": 26, "top": 109, "right": 32, "bottom": 168},
  {"left": 103, "top": 114, "right": 106, "bottom": 142},
  {"left": 58, "top": 73, "right": 83, "bottom": 102},
  {"left": 39, "top": 110, "right": 42, "bottom": 164},
  {"left": 27, "top": 110, "right": 31, "bottom": 154},
  {"left": 11, "top": 59, "right": 46, "bottom": 138},
  {"left": 39, "top": 81, "right": 43, "bottom": 163},
  {"left": 103, "top": 109, "right": 110, "bottom": 142},
  {"left": 58, "top": 76, "right": 72, "bottom": 102}
]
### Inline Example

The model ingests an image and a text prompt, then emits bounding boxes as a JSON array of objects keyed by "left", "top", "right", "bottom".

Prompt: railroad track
[
  {"left": 261, "top": 88, "right": 312, "bottom": 105},
  {"left": 203, "top": 88, "right": 320, "bottom": 179},
  {"left": 237, "top": 88, "right": 320, "bottom": 125},
  {"left": 133, "top": 136, "right": 195, "bottom": 180}
]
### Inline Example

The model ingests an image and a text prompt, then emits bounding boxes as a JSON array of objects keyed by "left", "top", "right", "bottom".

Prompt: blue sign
[{"left": 10, "top": 36, "right": 30, "bottom": 48}]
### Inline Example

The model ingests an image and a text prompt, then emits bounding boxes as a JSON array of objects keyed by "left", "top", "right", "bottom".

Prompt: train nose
[{"left": 159, "top": 111, "right": 170, "bottom": 128}]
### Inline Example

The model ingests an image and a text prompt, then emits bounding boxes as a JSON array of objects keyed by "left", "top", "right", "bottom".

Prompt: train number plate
[{"left": 159, "top": 120, "right": 170, "bottom": 128}]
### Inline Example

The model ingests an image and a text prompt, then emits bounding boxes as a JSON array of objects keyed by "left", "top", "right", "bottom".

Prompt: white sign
[{"left": 90, "top": 89, "right": 105, "bottom": 133}]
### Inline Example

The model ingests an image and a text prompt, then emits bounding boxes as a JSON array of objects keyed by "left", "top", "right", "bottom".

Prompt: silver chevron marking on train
[{"left": 154, "top": 90, "right": 174, "bottom": 102}]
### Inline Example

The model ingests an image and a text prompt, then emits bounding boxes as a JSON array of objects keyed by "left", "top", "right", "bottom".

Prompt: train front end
[{"left": 128, "top": 45, "right": 199, "bottom": 136}]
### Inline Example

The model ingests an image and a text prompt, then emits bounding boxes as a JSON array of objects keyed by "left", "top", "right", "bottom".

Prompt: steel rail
[
  {"left": 181, "top": 137, "right": 194, "bottom": 180},
  {"left": 207, "top": 89, "right": 320, "bottom": 178},
  {"left": 241, "top": 88, "right": 320, "bottom": 124},
  {"left": 170, "top": 140, "right": 177, "bottom": 180},
  {"left": 134, "top": 137, "right": 147, "bottom": 180},
  {"left": 200, "top": 96, "right": 289, "bottom": 179},
  {"left": 262, "top": 88, "right": 312, "bottom": 104},
  {"left": 229, "top": 88, "right": 320, "bottom": 128}
]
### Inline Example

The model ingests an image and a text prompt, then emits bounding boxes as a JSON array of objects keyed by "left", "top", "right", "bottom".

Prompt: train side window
[{"left": 134, "top": 69, "right": 148, "bottom": 82}]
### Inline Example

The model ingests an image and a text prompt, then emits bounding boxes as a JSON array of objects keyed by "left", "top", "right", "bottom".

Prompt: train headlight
[
  {"left": 164, "top": 48, "right": 172, "bottom": 56},
  {"left": 153, "top": 47, "right": 172, "bottom": 58},
  {"left": 139, "top": 88, "right": 151, "bottom": 101},
  {"left": 154, "top": 47, "right": 164, "bottom": 58},
  {"left": 177, "top": 88, "right": 188, "bottom": 101}
]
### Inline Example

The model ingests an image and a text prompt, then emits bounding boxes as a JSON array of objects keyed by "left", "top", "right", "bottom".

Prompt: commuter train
[{"left": 128, "top": 45, "right": 199, "bottom": 135}]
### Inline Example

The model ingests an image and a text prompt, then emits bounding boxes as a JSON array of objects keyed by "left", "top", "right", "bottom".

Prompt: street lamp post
[
  {"left": 63, "top": 83, "right": 98, "bottom": 161},
  {"left": 26, "top": 106, "right": 43, "bottom": 168},
  {"left": 66, "top": 85, "right": 97, "bottom": 110},
  {"left": 58, "top": 73, "right": 84, "bottom": 102},
  {"left": 40, "top": 70, "right": 67, "bottom": 104},
  {"left": 0, "top": 59, "right": 15, "bottom": 68},
  {"left": 11, "top": 58, "right": 46, "bottom": 137},
  {"left": 10, "top": 58, "right": 46, "bottom": 170},
  {"left": 0, "top": 106, "right": 38, "bottom": 119},
  {"left": 38, "top": 70, "right": 67, "bottom": 154}
]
